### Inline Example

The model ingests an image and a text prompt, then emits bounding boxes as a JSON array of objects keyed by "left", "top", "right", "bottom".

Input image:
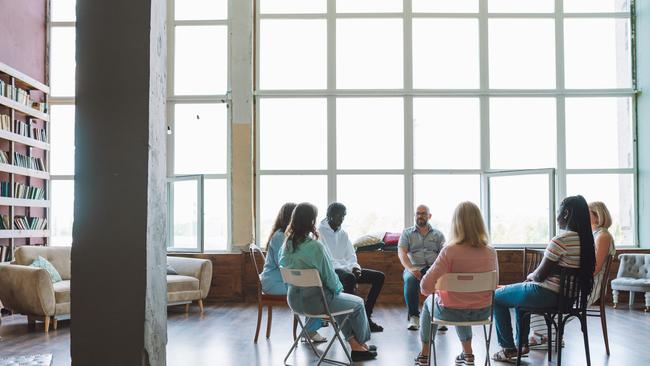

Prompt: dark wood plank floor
[{"left": 1, "top": 303, "right": 649, "bottom": 365}]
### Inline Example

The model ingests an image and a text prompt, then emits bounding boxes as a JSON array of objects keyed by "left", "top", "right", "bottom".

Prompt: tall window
[
  {"left": 49, "top": 0, "right": 77, "bottom": 245},
  {"left": 167, "top": 0, "right": 230, "bottom": 252},
  {"left": 256, "top": 0, "right": 636, "bottom": 245}
]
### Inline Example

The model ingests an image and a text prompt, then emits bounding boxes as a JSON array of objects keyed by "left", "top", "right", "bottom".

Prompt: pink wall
[{"left": 0, "top": 0, "right": 47, "bottom": 83}]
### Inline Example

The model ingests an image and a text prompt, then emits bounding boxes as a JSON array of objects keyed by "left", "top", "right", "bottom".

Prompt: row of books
[
  {"left": 0, "top": 181, "right": 46, "bottom": 200},
  {"left": 0, "top": 79, "right": 48, "bottom": 114},
  {"left": 14, "top": 119, "right": 47, "bottom": 142},
  {"left": 0, "top": 114, "right": 10, "bottom": 131},
  {"left": 13, "top": 152, "right": 45, "bottom": 171},
  {"left": 14, "top": 216, "right": 47, "bottom": 230}
]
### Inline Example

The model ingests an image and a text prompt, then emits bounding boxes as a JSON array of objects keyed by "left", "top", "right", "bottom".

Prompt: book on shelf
[
  {"left": 0, "top": 150, "right": 8, "bottom": 164},
  {"left": 12, "top": 182, "right": 45, "bottom": 200},
  {"left": 0, "top": 79, "right": 48, "bottom": 113},
  {"left": 0, "top": 245, "right": 8, "bottom": 262},
  {"left": 14, "top": 216, "right": 47, "bottom": 230},
  {"left": 13, "top": 119, "right": 47, "bottom": 142},
  {"left": 0, "top": 215, "right": 10, "bottom": 229},
  {"left": 12, "top": 152, "right": 45, "bottom": 171},
  {"left": 0, "top": 114, "right": 10, "bottom": 131}
]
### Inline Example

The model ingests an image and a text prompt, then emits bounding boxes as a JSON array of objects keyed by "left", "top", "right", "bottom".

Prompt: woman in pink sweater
[{"left": 414, "top": 202, "right": 499, "bottom": 366}]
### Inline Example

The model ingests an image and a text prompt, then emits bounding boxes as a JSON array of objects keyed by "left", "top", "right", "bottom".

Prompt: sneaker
[
  {"left": 438, "top": 325, "right": 448, "bottom": 332},
  {"left": 455, "top": 352, "right": 475, "bottom": 366},
  {"left": 368, "top": 318, "right": 384, "bottom": 332},
  {"left": 414, "top": 353, "right": 429, "bottom": 366},
  {"left": 351, "top": 350, "right": 377, "bottom": 362},
  {"left": 303, "top": 331, "right": 328, "bottom": 343},
  {"left": 408, "top": 315, "right": 420, "bottom": 331}
]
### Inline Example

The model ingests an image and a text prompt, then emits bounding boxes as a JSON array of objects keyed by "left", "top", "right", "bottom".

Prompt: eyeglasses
[{"left": 415, "top": 212, "right": 428, "bottom": 216}]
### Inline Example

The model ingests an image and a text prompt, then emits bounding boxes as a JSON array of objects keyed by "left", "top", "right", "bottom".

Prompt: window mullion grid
[
  {"left": 327, "top": 0, "right": 337, "bottom": 204},
  {"left": 554, "top": 0, "right": 566, "bottom": 240},
  {"left": 479, "top": 0, "right": 491, "bottom": 229},
  {"left": 403, "top": 0, "right": 414, "bottom": 229}
]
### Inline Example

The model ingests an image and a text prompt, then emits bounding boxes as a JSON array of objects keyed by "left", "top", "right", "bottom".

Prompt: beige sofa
[{"left": 0, "top": 246, "right": 212, "bottom": 332}]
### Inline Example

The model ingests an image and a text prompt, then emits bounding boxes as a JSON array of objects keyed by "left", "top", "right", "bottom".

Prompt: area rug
[{"left": 0, "top": 354, "right": 52, "bottom": 366}]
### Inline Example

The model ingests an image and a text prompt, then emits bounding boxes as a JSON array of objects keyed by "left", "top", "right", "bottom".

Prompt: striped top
[
  {"left": 588, "top": 228, "right": 616, "bottom": 305},
  {"left": 536, "top": 230, "right": 581, "bottom": 293}
]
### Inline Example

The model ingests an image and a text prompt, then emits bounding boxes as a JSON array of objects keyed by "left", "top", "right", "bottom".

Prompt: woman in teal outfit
[
  {"left": 259, "top": 202, "right": 325, "bottom": 341},
  {"left": 279, "top": 202, "right": 377, "bottom": 362}
]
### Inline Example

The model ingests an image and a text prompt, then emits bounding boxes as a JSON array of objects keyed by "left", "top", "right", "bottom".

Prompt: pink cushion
[{"left": 383, "top": 232, "right": 400, "bottom": 245}]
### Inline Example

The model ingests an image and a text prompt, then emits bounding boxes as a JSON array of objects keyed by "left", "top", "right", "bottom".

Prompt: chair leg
[
  {"left": 515, "top": 311, "right": 526, "bottom": 366},
  {"left": 612, "top": 290, "right": 619, "bottom": 309},
  {"left": 52, "top": 317, "right": 58, "bottom": 331},
  {"left": 483, "top": 324, "right": 492, "bottom": 366},
  {"left": 581, "top": 315, "right": 591, "bottom": 366},
  {"left": 198, "top": 299, "right": 204, "bottom": 313},
  {"left": 317, "top": 316, "right": 351, "bottom": 366},
  {"left": 284, "top": 315, "right": 312, "bottom": 365},
  {"left": 629, "top": 291, "right": 635, "bottom": 308},
  {"left": 266, "top": 305, "right": 273, "bottom": 338},
  {"left": 545, "top": 315, "right": 553, "bottom": 362},
  {"left": 557, "top": 315, "right": 565, "bottom": 366},
  {"left": 254, "top": 302, "right": 263, "bottom": 343},
  {"left": 184, "top": 303, "right": 190, "bottom": 313},
  {"left": 292, "top": 316, "right": 298, "bottom": 341},
  {"left": 27, "top": 316, "right": 36, "bottom": 330},
  {"left": 644, "top": 292, "right": 650, "bottom": 312},
  {"left": 427, "top": 320, "right": 434, "bottom": 366},
  {"left": 600, "top": 302, "right": 610, "bottom": 355},
  {"left": 43, "top": 316, "right": 50, "bottom": 333}
]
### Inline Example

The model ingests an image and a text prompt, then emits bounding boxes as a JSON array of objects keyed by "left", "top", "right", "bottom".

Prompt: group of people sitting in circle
[{"left": 258, "top": 195, "right": 616, "bottom": 365}]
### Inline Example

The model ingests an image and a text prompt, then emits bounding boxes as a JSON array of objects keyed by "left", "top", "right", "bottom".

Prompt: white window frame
[
  {"left": 167, "top": 175, "right": 203, "bottom": 253},
  {"left": 254, "top": 0, "right": 638, "bottom": 247}
]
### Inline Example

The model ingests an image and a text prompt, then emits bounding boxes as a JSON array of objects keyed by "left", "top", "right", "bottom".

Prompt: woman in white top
[{"left": 527, "top": 201, "right": 616, "bottom": 349}]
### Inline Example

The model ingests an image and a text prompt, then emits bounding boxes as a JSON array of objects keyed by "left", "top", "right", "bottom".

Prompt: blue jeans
[
  {"left": 420, "top": 296, "right": 491, "bottom": 343},
  {"left": 288, "top": 287, "right": 371, "bottom": 343},
  {"left": 493, "top": 283, "right": 558, "bottom": 349},
  {"left": 403, "top": 269, "right": 421, "bottom": 317},
  {"left": 263, "top": 281, "right": 322, "bottom": 333}
]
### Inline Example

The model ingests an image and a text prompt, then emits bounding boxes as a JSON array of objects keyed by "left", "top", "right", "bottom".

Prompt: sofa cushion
[
  {"left": 167, "top": 275, "right": 200, "bottom": 293},
  {"left": 14, "top": 246, "right": 71, "bottom": 280},
  {"left": 611, "top": 277, "right": 650, "bottom": 290},
  {"left": 53, "top": 280, "right": 71, "bottom": 304},
  {"left": 30, "top": 256, "right": 62, "bottom": 283}
]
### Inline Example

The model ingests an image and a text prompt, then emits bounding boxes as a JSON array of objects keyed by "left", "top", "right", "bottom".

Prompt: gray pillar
[
  {"left": 637, "top": 1, "right": 650, "bottom": 247},
  {"left": 72, "top": 0, "right": 167, "bottom": 364}
]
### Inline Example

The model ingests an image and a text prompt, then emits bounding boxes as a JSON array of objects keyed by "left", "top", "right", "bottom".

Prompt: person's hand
[
  {"left": 352, "top": 267, "right": 362, "bottom": 280},
  {"left": 409, "top": 266, "right": 422, "bottom": 280},
  {"left": 525, "top": 273, "right": 535, "bottom": 282}
]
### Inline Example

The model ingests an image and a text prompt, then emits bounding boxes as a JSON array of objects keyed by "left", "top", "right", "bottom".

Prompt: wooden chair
[
  {"left": 249, "top": 243, "right": 297, "bottom": 343},
  {"left": 522, "top": 248, "right": 545, "bottom": 281},
  {"left": 586, "top": 254, "right": 613, "bottom": 355}
]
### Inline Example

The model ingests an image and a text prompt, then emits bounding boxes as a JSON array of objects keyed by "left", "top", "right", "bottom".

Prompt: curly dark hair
[{"left": 286, "top": 202, "right": 319, "bottom": 251}]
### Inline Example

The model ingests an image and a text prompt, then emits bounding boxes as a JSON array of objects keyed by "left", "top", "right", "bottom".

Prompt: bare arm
[
  {"left": 593, "top": 232, "right": 613, "bottom": 275},
  {"left": 527, "top": 257, "right": 559, "bottom": 283},
  {"left": 398, "top": 246, "right": 422, "bottom": 280}
]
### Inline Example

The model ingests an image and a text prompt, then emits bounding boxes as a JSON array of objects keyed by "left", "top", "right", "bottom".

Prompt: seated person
[
  {"left": 318, "top": 202, "right": 385, "bottom": 332},
  {"left": 279, "top": 202, "right": 377, "bottom": 362},
  {"left": 414, "top": 202, "right": 498, "bottom": 366},
  {"left": 492, "top": 195, "right": 596, "bottom": 362},
  {"left": 259, "top": 202, "right": 325, "bottom": 342},
  {"left": 398, "top": 204, "right": 446, "bottom": 330}
]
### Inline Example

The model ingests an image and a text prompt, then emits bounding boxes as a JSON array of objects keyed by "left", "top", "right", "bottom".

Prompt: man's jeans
[{"left": 403, "top": 269, "right": 422, "bottom": 317}]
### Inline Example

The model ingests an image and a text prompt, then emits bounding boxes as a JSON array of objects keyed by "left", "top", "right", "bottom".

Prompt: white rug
[{"left": 0, "top": 354, "right": 52, "bottom": 366}]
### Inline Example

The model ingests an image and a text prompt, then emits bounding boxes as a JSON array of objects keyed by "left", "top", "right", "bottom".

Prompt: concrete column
[
  {"left": 72, "top": 0, "right": 167, "bottom": 364},
  {"left": 637, "top": 1, "right": 650, "bottom": 247},
  {"left": 230, "top": 0, "right": 254, "bottom": 250}
]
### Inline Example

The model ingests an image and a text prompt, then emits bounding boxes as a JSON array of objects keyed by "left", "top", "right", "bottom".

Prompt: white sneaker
[
  {"left": 408, "top": 316, "right": 420, "bottom": 330},
  {"left": 303, "top": 331, "right": 328, "bottom": 343}
]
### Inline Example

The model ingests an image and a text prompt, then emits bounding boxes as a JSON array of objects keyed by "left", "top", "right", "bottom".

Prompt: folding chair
[
  {"left": 428, "top": 271, "right": 498, "bottom": 366},
  {"left": 280, "top": 268, "right": 354, "bottom": 366}
]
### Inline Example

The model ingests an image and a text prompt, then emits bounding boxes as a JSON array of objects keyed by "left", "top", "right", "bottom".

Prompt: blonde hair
[
  {"left": 449, "top": 201, "right": 490, "bottom": 247},
  {"left": 589, "top": 201, "right": 612, "bottom": 229}
]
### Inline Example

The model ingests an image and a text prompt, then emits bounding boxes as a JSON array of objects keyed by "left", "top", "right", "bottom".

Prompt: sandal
[
  {"left": 491, "top": 348, "right": 529, "bottom": 363},
  {"left": 529, "top": 334, "right": 549, "bottom": 350},
  {"left": 414, "top": 353, "right": 429, "bottom": 366}
]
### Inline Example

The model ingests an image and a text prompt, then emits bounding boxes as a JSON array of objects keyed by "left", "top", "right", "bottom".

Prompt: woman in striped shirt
[
  {"left": 491, "top": 195, "right": 596, "bottom": 362},
  {"left": 527, "top": 201, "right": 616, "bottom": 348}
]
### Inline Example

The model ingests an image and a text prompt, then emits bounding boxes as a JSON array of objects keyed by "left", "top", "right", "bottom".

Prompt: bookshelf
[{"left": 0, "top": 62, "right": 50, "bottom": 262}]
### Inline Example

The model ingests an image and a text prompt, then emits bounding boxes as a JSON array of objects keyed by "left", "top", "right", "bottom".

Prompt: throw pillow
[
  {"left": 166, "top": 263, "right": 178, "bottom": 275},
  {"left": 29, "top": 256, "right": 62, "bottom": 283},
  {"left": 383, "top": 232, "right": 400, "bottom": 245},
  {"left": 353, "top": 233, "right": 384, "bottom": 250},
  {"left": 356, "top": 242, "right": 385, "bottom": 253}
]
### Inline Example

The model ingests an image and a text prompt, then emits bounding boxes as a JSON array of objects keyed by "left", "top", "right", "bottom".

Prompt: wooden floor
[{"left": 1, "top": 303, "right": 649, "bottom": 365}]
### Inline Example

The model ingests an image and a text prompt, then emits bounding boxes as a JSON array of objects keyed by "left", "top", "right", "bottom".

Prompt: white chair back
[
  {"left": 280, "top": 268, "right": 323, "bottom": 288},
  {"left": 434, "top": 271, "right": 498, "bottom": 293}
]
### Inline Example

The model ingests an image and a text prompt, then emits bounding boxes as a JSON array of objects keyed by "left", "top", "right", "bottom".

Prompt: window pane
[
  {"left": 337, "top": 19, "right": 403, "bottom": 89},
  {"left": 565, "top": 97, "right": 633, "bottom": 169},
  {"left": 50, "top": 105, "right": 75, "bottom": 175},
  {"left": 260, "top": 0, "right": 326, "bottom": 14},
  {"left": 204, "top": 179, "right": 228, "bottom": 251},
  {"left": 50, "top": 27, "right": 76, "bottom": 97},
  {"left": 490, "top": 98, "right": 556, "bottom": 169},
  {"left": 490, "top": 174, "right": 550, "bottom": 244},
  {"left": 488, "top": 19, "right": 555, "bottom": 89},
  {"left": 337, "top": 0, "right": 402, "bottom": 13},
  {"left": 51, "top": 0, "right": 76, "bottom": 21},
  {"left": 174, "top": 104, "right": 227, "bottom": 175},
  {"left": 337, "top": 98, "right": 403, "bottom": 169},
  {"left": 413, "top": 98, "right": 479, "bottom": 169},
  {"left": 171, "top": 180, "right": 199, "bottom": 249},
  {"left": 260, "top": 98, "right": 327, "bottom": 170},
  {"left": 414, "top": 175, "right": 480, "bottom": 237},
  {"left": 175, "top": 0, "right": 227, "bottom": 20},
  {"left": 564, "top": 0, "right": 630, "bottom": 13},
  {"left": 337, "top": 175, "right": 404, "bottom": 241},
  {"left": 566, "top": 174, "right": 634, "bottom": 245},
  {"left": 174, "top": 26, "right": 227, "bottom": 95},
  {"left": 564, "top": 19, "right": 631, "bottom": 89},
  {"left": 259, "top": 175, "right": 327, "bottom": 247},
  {"left": 51, "top": 180, "right": 74, "bottom": 246},
  {"left": 260, "top": 20, "right": 327, "bottom": 90},
  {"left": 413, "top": 0, "right": 478, "bottom": 13},
  {"left": 413, "top": 19, "right": 479, "bottom": 89},
  {"left": 489, "top": 0, "right": 554, "bottom": 13}
]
